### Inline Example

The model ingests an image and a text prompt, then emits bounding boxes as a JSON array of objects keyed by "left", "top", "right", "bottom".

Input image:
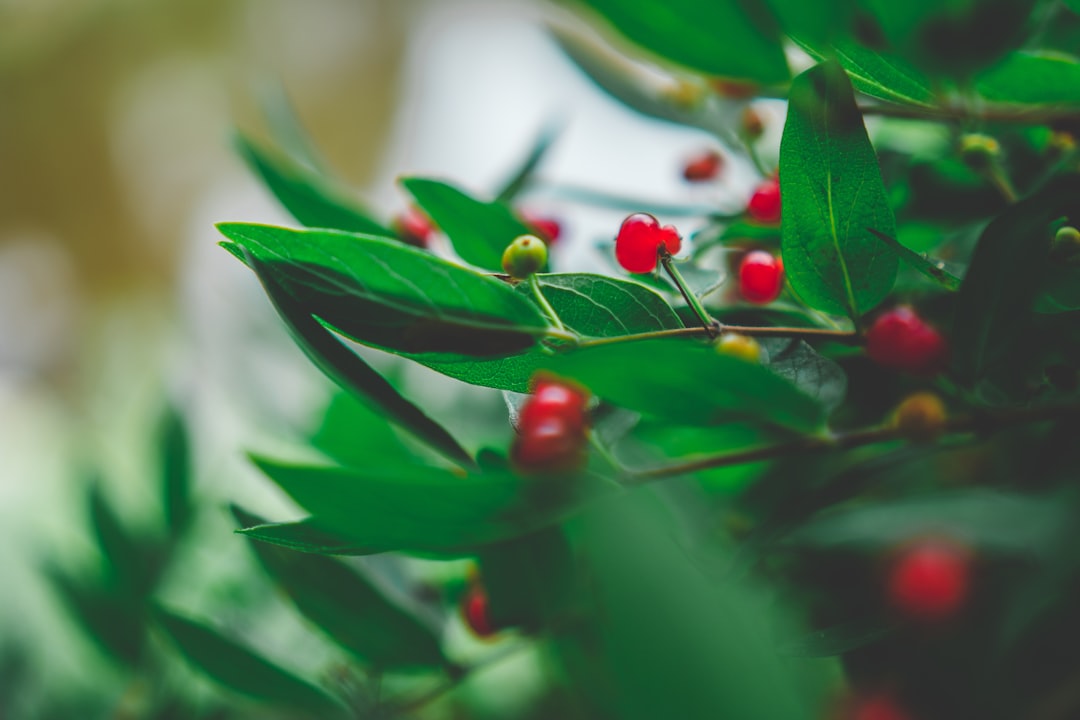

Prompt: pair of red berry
[
  {"left": 511, "top": 376, "right": 590, "bottom": 474},
  {"left": 866, "top": 306, "right": 948, "bottom": 376},
  {"left": 394, "top": 208, "right": 561, "bottom": 248}
]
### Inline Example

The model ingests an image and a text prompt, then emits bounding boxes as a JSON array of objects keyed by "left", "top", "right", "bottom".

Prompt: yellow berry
[
  {"left": 891, "top": 392, "right": 948, "bottom": 443},
  {"left": 959, "top": 133, "right": 1000, "bottom": 170},
  {"left": 715, "top": 333, "right": 761, "bottom": 363}
]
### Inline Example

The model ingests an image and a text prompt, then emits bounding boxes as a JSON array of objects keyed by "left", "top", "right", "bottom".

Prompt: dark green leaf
[
  {"left": 414, "top": 273, "right": 683, "bottom": 392},
  {"left": 952, "top": 176, "right": 1080, "bottom": 383},
  {"left": 89, "top": 485, "right": 157, "bottom": 599},
  {"left": 867, "top": 228, "right": 961, "bottom": 291},
  {"left": 48, "top": 569, "right": 145, "bottom": 666},
  {"left": 232, "top": 507, "right": 446, "bottom": 670},
  {"left": 235, "top": 516, "right": 375, "bottom": 556},
  {"left": 780, "top": 61, "right": 898, "bottom": 320},
  {"left": 762, "top": 339, "right": 848, "bottom": 412},
  {"left": 248, "top": 456, "right": 617, "bottom": 555},
  {"left": 794, "top": 38, "right": 936, "bottom": 107},
  {"left": 401, "top": 178, "right": 536, "bottom": 271},
  {"left": 154, "top": 607, "right": 344, "bottom": 714},
  {"left": 160, "top": 407, "right": 192, "bottom": 537},
  {"left": 539, "top": 339, "right": 826, "bottom": 433},
  {"left": 577, "top": 0, "right": 789, "bottom": 84},
  {"left": 495, "top": 122, "right": 561, "bottom": 203},
  {"left": 1035, "top": 264, "right": 1080, "bottom": 313},
  {"left": 766, "top": 0, "right": 853, "bottom": 45},
  {"left": 310, "top": 390, "right": 416, "bottom": 468},
  {"left": 977, "top": 51, "right": 1080, "bottom": 106},
  {"left": 780, "top": 489, "right": 1067, "bottom": 553},
  {"left": 219, "top": 223, "right": 549, "bottom": 357},
  {"left": 477, "top": 527, "right": 576, "bottom": 631},
  {"left": 776, "top": 615, "right": 895, "bottom": 657},
  {"left": 236, "top": 135, "right": 391, "bottom": 236},
  {"left": 240, "top": 251, "right": 474, "bottom": 468}
]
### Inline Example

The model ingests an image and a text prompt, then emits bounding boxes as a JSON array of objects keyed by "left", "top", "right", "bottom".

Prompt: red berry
[
  {"left": 462, "top": 586, "right": 497, "bottom": 638},
  {"left": 887, "top": 540, "right": 970, "bottom": 621},
  {"left": 511, "top": 376, "right": 590, "bottom": 475},
  {"left": 851, "top": 694, "right": 915, "bottom": 720},
  {"left": 519, "top": 377, "right": 588, "bottom": 434},
  {"left": 738, "top": 250, "right": 784, "bottom": 304},
  {"left": 746, "top": 178, "right": 781, "bottom": 224},
  {"left": 520, "top": 211, "right": 562, "bottom": 244},
  {"left": 614, "top": 213, "right": 682, "bottom": 274},
  {"left": 865, "top": 307, "right": 948, "bottom": 376},
  {"left": 393, "top": 207, "right": 434, "bottom": 247},
  {"left": 682, "top": 150, "right": 724, "bottom": 182}
]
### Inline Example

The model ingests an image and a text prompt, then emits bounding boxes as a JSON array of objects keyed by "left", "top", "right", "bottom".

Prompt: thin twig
[
  {"left": 857, "top": 103, "right": 1080, "bottom": 126},
  {"left": 573, "top": 323, "right": 859, "bottom": 350},
  {"left": 660, "top": 249, "right": 717, "bottom": 337}
]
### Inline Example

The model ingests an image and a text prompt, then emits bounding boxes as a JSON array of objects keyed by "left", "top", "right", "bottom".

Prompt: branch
[
  {"left": 574, "top": 323, "right": 859, "bottom": 350},
  {"left": 857, "top": 103, "right": 1080, "bottom": 126}
]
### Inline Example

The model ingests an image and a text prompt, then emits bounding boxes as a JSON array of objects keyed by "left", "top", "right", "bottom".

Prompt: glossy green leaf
[
  {"left": 781, "top": 489, "right": 1067, "bottom": 553},
  {"left": 628, "top": 421, "right": 779, "bottom": 491},
  {"left": 539, "top": 339, "right": 826, "bottom": 433},
  {"left": 577, "top": 0, "right": 789, "bottom": 84},
  {"left": 762, "top": 339, "right": 847, "bottom": 412},
  {"left": 868, "top": 228, "right": 961, "bottom": 291},
  {"left": 236, "top": 135, "right": 391, "bottom": 236},
  {"left": 414, "top": 273, "right": 682, "bottom": 392},
  {"left": 154, "top": 607, "right": 344, "bottom": 714},
  {"left": 159, "top": 407, "right": 192, "bottom": 537},
  {"left": 495, "top": 123, "right": 561, "bottom": 203},
  {"left": 249, "top": 456, "right": 617, "bottom": 555},
  {"left": 241, "top": 251, "right": 474, "bottom": 468},
  {"left": 1035, "top": 265, "right": 1080, "bottom": 313},
  {"left": 952, "top": 177, "right": 1080, "bottom": 383},
  {"left": 780, "top": 61, "right": 898, "bottom": 320},
  {"left": 794, "top": 38, "right": 936, "bottom": 107},
  {"left": 766, "top": 0, "right": 854, "bottom": 46},
  {"left": 310, "top": 391, "right": 416, "bottom": 468},
  {"left": 235, "top": 515, "right": 375, "bottom": 556},
  {"left": 401, "top": 178, "right": 536, "bottom": 271},
  {"left": 233, "top": 508, "right": 446, "bottom": 670},
  {"left": 220, "top": 223, "right": 549, "bottom": 357},
  {"left": 977, "top": 51, "right": 1080, "bottom": 106}
]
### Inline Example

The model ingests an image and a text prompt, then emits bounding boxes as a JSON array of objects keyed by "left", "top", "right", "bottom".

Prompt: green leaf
[
  {"left": 401, "top": 178, "right": 537, "bottom": 272},
  {"left": 310, "top": 391, "right": 416, "bottom": 468},
  {"left": 160, "top": 407, "right": 192, "bottom": 537},
  {"left": 794, "top": 38, "right": 936, "bottom": 107},
  {"left": 236, "top": 135, "right": 392, "bottom": 236},
  {"left": 776, "top": 615, "right": 895, "bottom": 657},
  {"left": 762, "top": 339, "right": 847, "bottom": 412},
  {"left": 577, "top": 0, "right": 789, "bottom": 84},
  {"left": 780, "top": 61, "right": 898, "bottom": 320},
  {"left": 495, "top": 122, "right": 561, "bottom": 203},
  {"left": 952, "top": 176, "right": 1080, "bottom": 383},
  {"left": 413, "top": 273, "right": 683, "bottom": 392},
  {"left": 1035, "top": 264, "right": 1080, "bottom": 313},
  {"left": 477, "top": 527, "right": 576, "bottom": 631},
  {"left": 539, "top": 339, "right": 826, "bottom": 433},
  {"left": 780, "top": 489, "right": 1067, "bottom": 553},
  {"left": 48, "top": 569, "right": 145, "bottom": 666},
  {"left": 977, "top": 51, "right": 1080, "bottom": 106},
  {"left": 238, "top": 519, "right": 378, "bottom": 556},
  {"left": 89, "top": 485, "right": 157, "bottom": 599},
  {"left": 154, "top": 607, "right": 344, "bottom": 714},
  {"left": 248, "top": 456, "right": 617, "bottom": 555},
  {"left": 221, "top": 223, "right": 549, "bottom": 357},
  {"left": 766, "top": 0, "right": 854, "bottom": 46},
  {"left": 241, "top": 250, "right": 475, "bottom": 468},
  {"left": 232, "top": 507, "right": 446, "bottom": 671},
  {"left": 867, "top": 228, "right": 961, "bottom": 291}
]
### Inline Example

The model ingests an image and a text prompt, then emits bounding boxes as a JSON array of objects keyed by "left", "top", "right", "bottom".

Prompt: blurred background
[{"left": 0, "top": 0, "right": 772, "bottom": 714}]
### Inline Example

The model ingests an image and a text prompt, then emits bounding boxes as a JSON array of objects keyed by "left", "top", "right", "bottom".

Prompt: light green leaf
[
  {"left": 977, "top": 51, "right": 1080, "bottom": 106},
  {"left": 780, "top": 61, "right": 898, "bottom": 320},
  {"left": 794, "top": 37, "right": 936, "bottom": 107}
]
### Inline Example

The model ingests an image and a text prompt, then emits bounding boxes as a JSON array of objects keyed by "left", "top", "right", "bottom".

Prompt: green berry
[
  {"left": 959, "top": 133, "right": 1000, "bottom": 170},
  {"left": 715, "top": 333, "right": 761, "bottom": 363},
  {"left": 502, "top": 234, "right": 547, "bottom": 279}
]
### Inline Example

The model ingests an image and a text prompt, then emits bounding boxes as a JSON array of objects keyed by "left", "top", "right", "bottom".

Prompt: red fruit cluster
[
  {"left": 887, "top": 539, "right": 971, "bottom": 621},
  {"left": 614, "top": 213, "right": 681, "bottom": 274},
  {"left": 394, "top": 207, "right": 434, "bottom": 247},
  {"left": 738, "top": 250, "right": 784, "bottom": 304},
  {"left": 461, "top": 585, "right": 497, "bottom": 638},
  {"left": 682, "top": 149, "right": 724, "bottom": 182},
  {"left": 865, "top": 307, "right": 948, "bottom": 375},
  {"left": 511, "top": 375, "right": 590, "bottom": 475},
  {"left": 746, "top": 177, "right": 781, "bottom": 224},
  {"left": 520, "top": 210, "right": 562, "bottom": 244}
]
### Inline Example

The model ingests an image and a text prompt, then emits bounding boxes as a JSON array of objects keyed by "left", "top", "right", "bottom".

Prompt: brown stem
[
  {"left": 574, "top": 324, "right": 859, "bottom": 350},
  {"left": 857, "top": 103, "right": 1080, "bottom": 126},
  {"left": 626, "top": 403, "right": 1080, "bottom": 484}
]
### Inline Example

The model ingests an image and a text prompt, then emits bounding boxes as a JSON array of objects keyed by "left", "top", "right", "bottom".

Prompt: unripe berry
[
  {"left": 737, "top": 250, "right": 784, "bottom": 304},
  {"left": 614, "top": 213, "right": 682, "bottom": 274},
  {"left": 519, "top": 210, "right": 562, "bottom": 244},
  {"left": 958, "top": 133, "right": 1001, "bottom": 171},
  {"left": 746, "top": 178, "right": 781, "bottom": 224},
  {"left": 511, "top": 375, "right": 590, "bottom": 475},
  {"left": 887, "top": 539, "right": 971, "bottom": 622},
  {"left": 715, "top": 332, "right": 761, "bottom": 363},
  {"left": 865, "top": 306, "right": 948, "bottom": 376},
  {"left": 501, "top": 234, "right": 547, "bottom": 279},
  {"left": 891, "top": 392, "right": 947, "bottom": 443},
  {"left": 682, "top": 150, "right": 724, "bottom": 182},
  {"left": 393, "top": 207, "right": 435, "bottom": 247},
  {"left": 461, "top": 585, "right": 497, "bottom": 638},
  {"left": 708, "top": 77, "right": 758, "bottom": 99},
  {"left": 1053, "top": 225, "right": 1080, "bottom": 261}
]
